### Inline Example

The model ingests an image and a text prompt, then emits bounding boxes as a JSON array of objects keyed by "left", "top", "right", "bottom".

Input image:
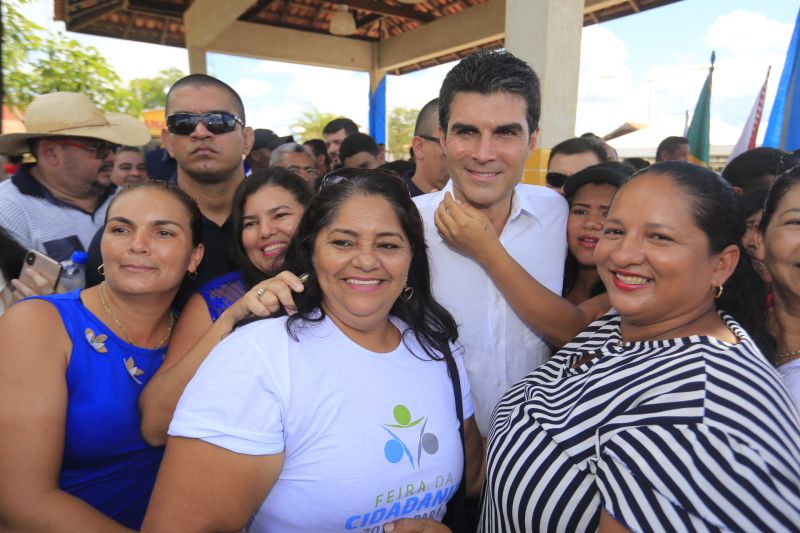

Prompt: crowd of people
[{"left": 0, "top": 48, "right": 798, "bottom": 532}]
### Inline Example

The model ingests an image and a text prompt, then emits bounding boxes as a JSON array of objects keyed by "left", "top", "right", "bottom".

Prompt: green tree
[
  {"left": 130, "top": 67, "right": 185, "bottom": 110},
  {"left": 2, "top": 1, "right": 137, "bottom": 114},
  {"left": 290, "top": 107, "right": 339, "bottom": 142},
  {"left": 387, "top": 107, "right": 418, "bottom": 161}
]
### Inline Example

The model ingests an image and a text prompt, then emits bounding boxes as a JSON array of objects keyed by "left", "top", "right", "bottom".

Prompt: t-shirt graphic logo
[{"left": 381, "top": 404, "right": 439, "bottom": 468}]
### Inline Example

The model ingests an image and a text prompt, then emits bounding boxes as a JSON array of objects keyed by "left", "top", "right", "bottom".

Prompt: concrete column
[
  {"left": 188, "top": 46, "right": 207, "bottom": 74},
  {"left": 505, "top": 0, "right": 584, "bottom": 149},
  {"left": 369, "top": 65, "right": 388, "bottom": 144}
]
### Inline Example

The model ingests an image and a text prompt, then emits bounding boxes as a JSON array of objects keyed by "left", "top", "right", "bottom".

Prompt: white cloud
[
  {"left": 706, "top": 10, "right": 793, "bottom": 55},
  {"left": 232, "top": 78, "right": 274, "bottom": 98}
]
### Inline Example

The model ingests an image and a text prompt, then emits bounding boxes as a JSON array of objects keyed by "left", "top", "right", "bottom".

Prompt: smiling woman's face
[
  {"left": 240, "top": 185, "right": 305, "bottom": 274},
  {"left": 594, "top": 173, "right": 725, "bottom": 328},
  {"left": 312, "top": 194, "right": 412, "bottom": 333}
]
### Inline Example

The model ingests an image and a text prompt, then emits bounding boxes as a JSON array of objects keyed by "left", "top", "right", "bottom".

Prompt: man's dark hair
[
  {"left": 722, "top": 147, "right": 793, "bottom": 193},
  {"left": 655, "top": 136, "right": 688, "bottom": 162},
  {"left": 322, "top": 117, "right": 359, "bottom": 137},
  {"left": 438, "top": 50, "right": 540, "bottom": 134},
  {"left": 414, "top": 98, "right": 439, "bottom": 136},
  {"left": 339, "top": 132, "right": 378, "bottom": 162},
  {"left": 549, "top": 137, "right": 608, "bottom": 166},
  {"left": 165, "top": 74, "right": 246, "bottom": 122}
]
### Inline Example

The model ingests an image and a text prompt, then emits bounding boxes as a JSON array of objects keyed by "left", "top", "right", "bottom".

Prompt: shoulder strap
[{"left": 441, "top": 342, "right": 468, "bottom": 530}]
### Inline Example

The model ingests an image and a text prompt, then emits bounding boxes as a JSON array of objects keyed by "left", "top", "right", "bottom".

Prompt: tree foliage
[
  {"left": 130, "top": 67, "right": 186, "bottom": 111},
  {"left": 290, "top": 107, "right": 339, "bottom": 142},
  {"left": 1, "top": 0, "right": 183, "bottom": 116},
  {"left": 387, "top": 107, "right": 418, "bottom": 161}
]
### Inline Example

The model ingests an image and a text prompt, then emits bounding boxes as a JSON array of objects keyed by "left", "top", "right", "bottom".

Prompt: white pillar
[
  {"left": 188, "top": 46, "right": 208, "bottom": 74},
  {"left": 505, "top": 0, "right": 584, "bottom": 148}
]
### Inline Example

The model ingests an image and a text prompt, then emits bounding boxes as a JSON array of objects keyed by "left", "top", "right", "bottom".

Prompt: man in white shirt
[{"left": 414, "top": 50, "right": 568, "bottom": 437}]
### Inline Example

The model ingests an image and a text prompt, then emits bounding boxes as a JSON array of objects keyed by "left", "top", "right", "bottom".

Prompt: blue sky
[{"left": 20, "top": 0, "right": 800, "bottom": 145}]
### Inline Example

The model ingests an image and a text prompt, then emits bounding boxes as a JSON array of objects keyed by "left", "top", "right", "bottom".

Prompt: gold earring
[
  {"left": 714, "top": 285, "right": 724, "bottom": 300},
  {"left": 97, "top": 263, "right": 105, "bottom": 277}
]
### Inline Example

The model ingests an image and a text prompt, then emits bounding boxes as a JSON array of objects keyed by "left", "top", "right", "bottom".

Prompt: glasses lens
[
  {"left": 166, "top": 112, "right": 240, "bottom": 135},
  {"left": 545, "top": 172, "right": 567, "bottom": 188},
  {"left": 94, "top": 143, "right": 118, "bottom": 159},
  {"left": 167, "top": 113, "right": 199, "bottom": 135}
]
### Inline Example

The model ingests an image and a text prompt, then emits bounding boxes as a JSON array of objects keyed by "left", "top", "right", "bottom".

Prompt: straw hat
[{"left": 0, "top": 92, "right": 151, "bottom": 155}]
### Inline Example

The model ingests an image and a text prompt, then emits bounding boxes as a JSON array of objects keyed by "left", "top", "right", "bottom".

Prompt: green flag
[{"left": 686, "top": 51, "right": 715, "bottom": 166}]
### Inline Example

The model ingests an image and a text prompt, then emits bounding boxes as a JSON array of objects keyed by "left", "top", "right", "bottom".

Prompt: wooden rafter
[{"left": 69, "top": 0, "right": 124, "bottom": 31}]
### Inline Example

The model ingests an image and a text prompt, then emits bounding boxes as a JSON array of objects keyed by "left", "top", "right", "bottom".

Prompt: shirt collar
[
  {"left": 442, "top": 181, "right": 541, "bottom": 228},
  {"left": 11, "top": 163, "right": 116, "bottom": 215}
]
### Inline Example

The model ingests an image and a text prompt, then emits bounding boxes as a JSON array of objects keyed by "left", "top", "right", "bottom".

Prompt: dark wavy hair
[
  {"left": 230, "top": 167, "right": 314, "bottom": 288},
  {"left": 631, "top": 162, "right": 773, "bottom": 355},
  {"left": 240, "top": 168, "right": 458, "bottom": 361},
  {"left": 759, "top": 165, "right": 800, "bottom": 234}
]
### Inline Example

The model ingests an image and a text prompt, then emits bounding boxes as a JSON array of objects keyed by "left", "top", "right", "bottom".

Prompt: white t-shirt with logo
[{"left": 169, "top": 314, "right": 473, "bottom": 533}]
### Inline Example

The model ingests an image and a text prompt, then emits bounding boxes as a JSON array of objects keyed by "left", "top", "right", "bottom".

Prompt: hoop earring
[
  {"left": 97, "top": 263, "right": 105, "bottom": 277},
  {"left": 402, "top": 286, "right": 414, "bottom": 302},
  {"left": 714, "top": 285, "right": 724, "bottom": 300}
]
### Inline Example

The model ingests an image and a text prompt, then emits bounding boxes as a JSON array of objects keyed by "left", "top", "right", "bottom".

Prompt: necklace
[
  {"left": 775, "top": 348, "right": 800, "bottom": 366},
  {"left": 99, "top": 282, "right": 175, "bottom": 349}
]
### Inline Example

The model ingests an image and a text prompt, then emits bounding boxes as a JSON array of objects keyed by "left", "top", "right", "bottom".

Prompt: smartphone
[{"left": 19, "top": 249, "right": 63, "bottom": 293}]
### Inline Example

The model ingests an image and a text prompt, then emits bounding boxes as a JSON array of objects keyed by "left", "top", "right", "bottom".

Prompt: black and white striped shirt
[{"left": 480, "top": 311, "right": 800, "bottom": 532}]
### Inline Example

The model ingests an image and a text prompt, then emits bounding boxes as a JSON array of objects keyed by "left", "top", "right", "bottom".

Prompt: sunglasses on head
[
  {"left": 319, "top": 167, "right": 409, "bottom": 194},
  {"left": 777, "top": 148, "right": 800, "bottom": 176},
  {"left": 545, "top": 172, "right": 569, "bottom": 189},
  {"left": 166, "top": 112, "right": 244, "bottom": 136}
]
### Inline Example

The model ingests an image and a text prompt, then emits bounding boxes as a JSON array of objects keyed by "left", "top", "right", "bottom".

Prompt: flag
[
  {"left": 686, "top": 51, "right": 715, "bottom": 166},
  {"left": 764, "top": 7, "right": 800, "bottom": 150},
  {"left": 727, "top": 67, "right": 771, "bottom": 164}
]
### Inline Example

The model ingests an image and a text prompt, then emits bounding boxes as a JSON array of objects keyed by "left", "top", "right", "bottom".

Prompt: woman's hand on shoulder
[
  {"left": 434, "top": 192, "right": 501, "bottom": 263},
  {"left": 384, "top": 519, "right": 452, "bottom": 532}
]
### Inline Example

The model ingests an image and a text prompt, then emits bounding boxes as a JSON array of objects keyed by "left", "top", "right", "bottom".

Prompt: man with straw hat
[{"left": 0, "top": 92, "right": 149, "bottom": 296}]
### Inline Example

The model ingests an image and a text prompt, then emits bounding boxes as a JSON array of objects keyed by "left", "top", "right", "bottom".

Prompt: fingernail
[{"left": 384, "top": 524, "right": 394, "bottom": 532}]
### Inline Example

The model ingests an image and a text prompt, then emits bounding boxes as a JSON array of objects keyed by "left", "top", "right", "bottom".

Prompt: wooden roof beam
[
  {"left": 185, "top": 0, "right": 254, "bottom": 48},
  {"left": 69, "top": 0, "right": 124, "bottom": 31},
  {"left": 208, "top": 20, "right": 374, "bottom": 71},
  {"left": 377, "top": 0, "right": 503, "bottom": 72},
  {"left": 328, "top": 0, "right": 435, "bottom": 22}
]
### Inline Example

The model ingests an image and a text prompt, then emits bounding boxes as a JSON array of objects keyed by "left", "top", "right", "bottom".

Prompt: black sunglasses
[
  {"left": 166, "top": 112, "right": 244, "bottom": 135},
  {"left": 777, "top": 148, "right": 800, "bottom": 176},
  {"left": 318, "top": 167, "right": 410, "bottom": 194},
  {"left": 545, "top": 172, "right": 569, "bottom": 188}
]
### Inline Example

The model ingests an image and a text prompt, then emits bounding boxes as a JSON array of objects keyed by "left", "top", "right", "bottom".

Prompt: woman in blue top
[
  {"left": 139, "top": 168, "right": 312, "bottom": 445},
  {"left": 0, "top": 181, "right": 203, "bottom": 531}
]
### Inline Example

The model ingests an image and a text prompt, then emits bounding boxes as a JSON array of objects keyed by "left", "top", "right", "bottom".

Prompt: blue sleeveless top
[
  {"left": 36, "top": 291, "right": 165, "bottom": 530},
  {"left": 197, "top": 270, "right": 247, "bottom": 322}
]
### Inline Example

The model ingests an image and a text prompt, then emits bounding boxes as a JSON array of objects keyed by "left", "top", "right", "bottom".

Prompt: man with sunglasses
[
  {"left": 0, "top": 92, "right": 149, "bottom": 298},
  {"left": 545, "top": 136, "right": 608, "bottom": 195},
  {"left": 86, "top": 74, "right": 253, "bottom": 308},
  {"left": 404, "top": 98, "right": 448, "bottom": 197}
]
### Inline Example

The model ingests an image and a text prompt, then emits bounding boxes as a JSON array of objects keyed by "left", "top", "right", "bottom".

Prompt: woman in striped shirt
[
  {"left": 388, "top": 164, "right": 800, "bottom": 533},
  {"left": 474, "top": 162, "right": 800, "bottom": 532}
]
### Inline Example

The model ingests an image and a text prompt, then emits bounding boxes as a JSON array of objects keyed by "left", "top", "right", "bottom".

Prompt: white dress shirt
[{"left": 414, "top": 182, "right": 568, "bottom": 435}]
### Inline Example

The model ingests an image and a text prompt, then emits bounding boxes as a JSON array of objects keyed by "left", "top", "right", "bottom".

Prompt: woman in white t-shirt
[
  {"left": 142, "top": 168, "right": 482, "bottom": 533},
  {"left": 755, "top": 164, "right": 800, "bottom": 406}
]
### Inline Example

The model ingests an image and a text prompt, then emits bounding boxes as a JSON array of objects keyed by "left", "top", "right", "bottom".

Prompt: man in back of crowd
[
  {"left": 0, "top": 92, "right": 149, "bottom": 297},
  {"left": 303, "top": 138, "right": 330, "bottom": 177},
  {"left": 85, "top": 74, "right": 253, "bottom": 309},
  {"left": 655, "top": 135, "right": 690, "bottom": 162},
  {"left": 269, "top": 142, "right": 320, "bottom": 188},
  {"left": 545, "top": 136, "right": 608, "bottom": 194},
  {"left": 110, "top": 146, "right": 149, "bottom": 187},
  {"left": 403, "top": 98, "right": 449, "bottom": 196},
  {"left": 247, "top": 129, "right": 293, "bottom": 173},
  {"left": 722, "top": 146, "right": 797, "bottom": 195},
  {"left": 339, "top": 132, "right": 383, "bottom": 169},
  {"left": 322, "top": 117, "right": 358, "bottom": 168}
]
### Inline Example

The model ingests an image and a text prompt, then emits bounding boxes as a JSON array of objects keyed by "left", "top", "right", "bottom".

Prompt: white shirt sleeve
[{"left": 168, "top": 320, "right": 291, "bottom": 456}]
